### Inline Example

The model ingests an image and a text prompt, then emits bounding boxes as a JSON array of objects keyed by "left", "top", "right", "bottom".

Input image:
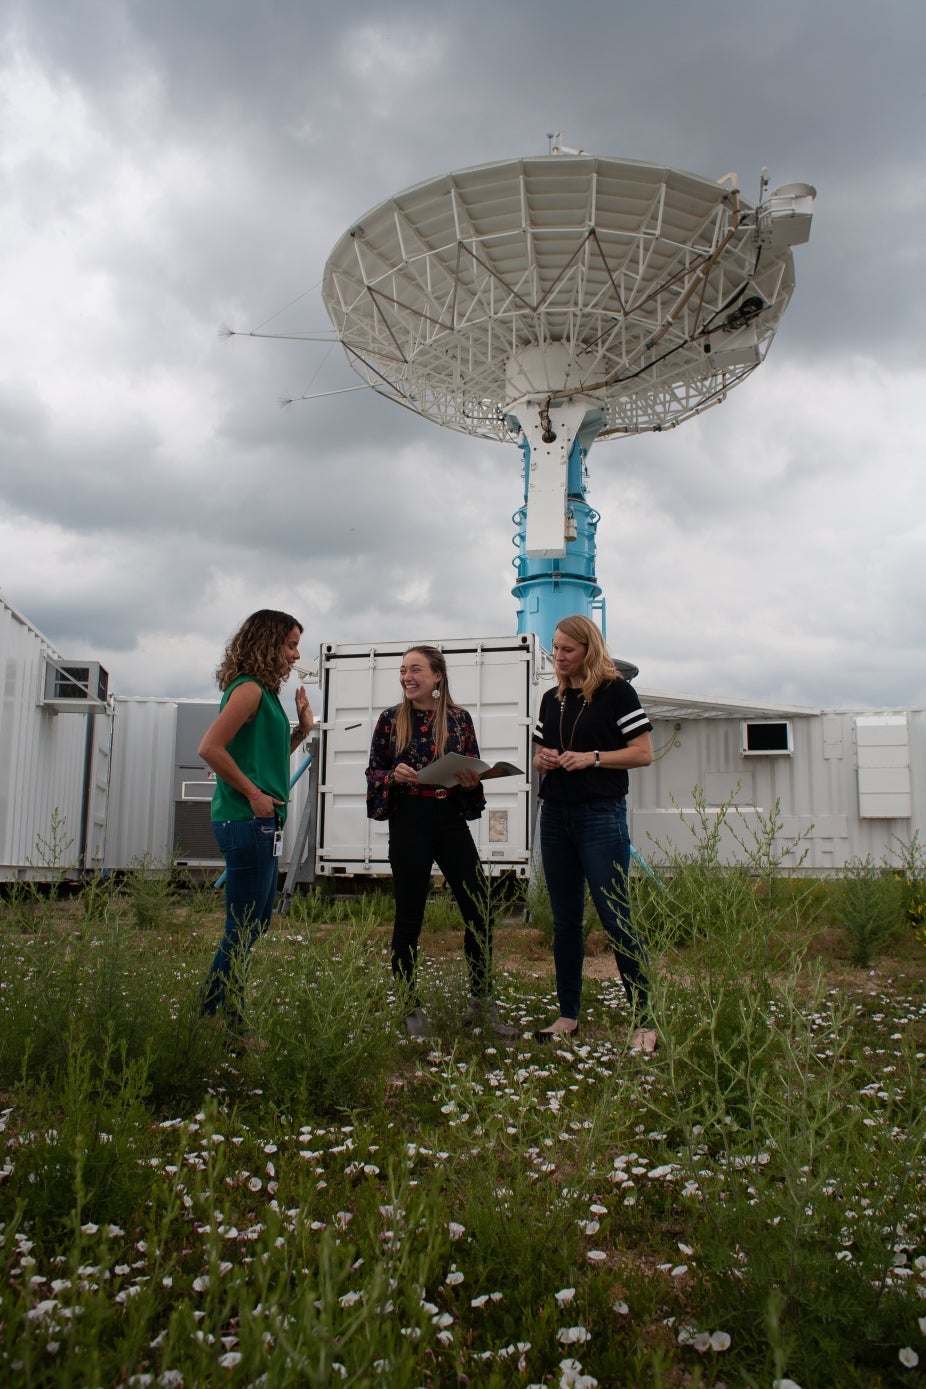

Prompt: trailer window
[{"left": 740, "top": 721, "right": 793, "bottom": 755}]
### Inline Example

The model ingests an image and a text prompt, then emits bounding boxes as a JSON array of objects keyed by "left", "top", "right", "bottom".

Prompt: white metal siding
[
  {"left": 855, "top": 715, "right": 912, "bottom": 819},
  {"left": 103, "top": 698, "right": 179, "bottom": 870},
  {"left": 632, "top": 706, "right": 923, "bottom": 871},
  {"left": 0, "top": 595, "right": 112, "bottom": 879}
]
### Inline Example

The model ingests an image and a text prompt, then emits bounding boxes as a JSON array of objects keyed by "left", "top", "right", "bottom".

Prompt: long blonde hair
[
  {"left": 392, "top": 646, "right": 463, "bottom": 758},
  {"left": 553, "top": 615, "right": 619, "bottom": 703}
]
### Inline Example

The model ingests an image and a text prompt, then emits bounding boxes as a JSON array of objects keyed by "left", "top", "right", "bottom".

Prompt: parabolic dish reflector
[{"left": 322, "top": 155, "right": 807, "bottom": 443}]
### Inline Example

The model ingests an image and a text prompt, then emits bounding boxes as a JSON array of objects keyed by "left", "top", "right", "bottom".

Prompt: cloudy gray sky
[{"left": 2, "top": 0, "right": 924, "bottom": 718}]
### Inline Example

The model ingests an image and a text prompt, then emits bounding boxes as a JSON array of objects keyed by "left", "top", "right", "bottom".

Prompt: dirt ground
[
  {"left": 419, "top": 915, "right": 926, "bottom": 1000},
  {"left": 427, "top": 921, "right": 666, "bottom": 982}
]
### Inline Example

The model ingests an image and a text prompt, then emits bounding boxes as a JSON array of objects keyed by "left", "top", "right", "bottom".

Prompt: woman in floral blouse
[{"left": 366, "top": 646, "right": 515, "bottom": 1038}]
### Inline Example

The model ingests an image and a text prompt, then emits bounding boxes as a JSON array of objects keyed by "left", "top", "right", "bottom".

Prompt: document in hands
[{"left": 416, "top": 753, "right": 524, "bottom": 788}]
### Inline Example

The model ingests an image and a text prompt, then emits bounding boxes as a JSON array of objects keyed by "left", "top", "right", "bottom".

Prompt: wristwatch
[{"left": 594, "top": 750, "right": 601, "bottom": 768}]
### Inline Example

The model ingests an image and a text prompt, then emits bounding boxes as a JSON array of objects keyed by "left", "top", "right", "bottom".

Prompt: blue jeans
[
  {"left": 202, "top": 817, "right": 279, "bottom": 1025},
  {"left": 539, "top": 797, "right": 649, "bottom": 1021}
]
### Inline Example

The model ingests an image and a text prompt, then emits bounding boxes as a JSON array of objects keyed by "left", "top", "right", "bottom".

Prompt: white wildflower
[
  {"left": 558, "top": 1359, "right": 598, "bottom": 1389},
  {"left": 557, "top": 1325, "right": 590, "bottom": 1345}
]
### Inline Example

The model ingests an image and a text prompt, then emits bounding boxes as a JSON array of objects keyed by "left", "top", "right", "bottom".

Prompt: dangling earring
[{"left": 432, "top": 685, "right": 440, "bottom": 698}]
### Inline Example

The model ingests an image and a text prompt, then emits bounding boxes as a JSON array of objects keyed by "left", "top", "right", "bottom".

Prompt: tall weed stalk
[
  {"left": 631, "top": 791, "right": 926, "bottom": 1385},
  {"left": 255, "top": 924, "right": 400, "bottom": 1115}
]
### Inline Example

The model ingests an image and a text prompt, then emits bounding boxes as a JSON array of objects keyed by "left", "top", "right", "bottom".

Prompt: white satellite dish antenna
[{"left": 322, "top": 152, "right": 814, "bottom": 642}]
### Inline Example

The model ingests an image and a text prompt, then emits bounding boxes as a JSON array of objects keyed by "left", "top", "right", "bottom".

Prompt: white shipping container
[
  {"left": 633, "top": 697, "right": 926, "bottom": 872},
  {"left": 313, "top": 635, "right": 549, "bottom": 878},
  {"left": 104, "top": 697, "right": 188, "bottom": 870},
  {"left": 0, "top": 592, "right": 112, "bottom": 880},
  {"left": 105, "top": 696, "right": 316, "bottom": 874}
]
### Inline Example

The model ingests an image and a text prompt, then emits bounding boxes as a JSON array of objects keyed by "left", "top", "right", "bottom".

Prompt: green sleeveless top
[{"left": 210, "top": 676, "right": 292, "bottom": 823}]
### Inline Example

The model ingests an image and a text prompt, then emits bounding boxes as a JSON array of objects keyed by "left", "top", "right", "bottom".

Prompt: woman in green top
[{"left": 199, "top": 609, "right": 314, "bottom": 1035}]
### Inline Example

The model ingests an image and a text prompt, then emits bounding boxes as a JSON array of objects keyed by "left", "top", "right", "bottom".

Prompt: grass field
[{"left": 1, "top": 836, "right": 925, "bottom": 1388}]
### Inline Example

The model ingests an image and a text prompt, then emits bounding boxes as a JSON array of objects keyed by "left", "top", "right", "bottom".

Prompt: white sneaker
[{"left": 404, "top": 1007, "right": 432, "bottom": 1038}]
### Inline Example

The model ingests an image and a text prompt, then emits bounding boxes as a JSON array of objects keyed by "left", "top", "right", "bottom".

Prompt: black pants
[{"left": 388, "top": 797, "right": 493, "bottom": 1001}]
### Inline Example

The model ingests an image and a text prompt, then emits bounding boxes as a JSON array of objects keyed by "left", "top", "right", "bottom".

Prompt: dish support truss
[{"left": 323, "top": 157, "right": 813, "bottom": 640}]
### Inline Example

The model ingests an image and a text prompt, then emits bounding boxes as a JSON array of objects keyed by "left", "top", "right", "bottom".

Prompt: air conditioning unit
[{"left": 42, "top": 659, "right": 110, "bottom": 712}]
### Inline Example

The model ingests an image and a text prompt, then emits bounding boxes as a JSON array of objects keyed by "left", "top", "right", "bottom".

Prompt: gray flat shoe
[
  {"left": 404, "top": 1007, "right": 432, "bottom": 1038},
  {"left": 462, "top": 995, "right": 518, "bottom": 1037}
]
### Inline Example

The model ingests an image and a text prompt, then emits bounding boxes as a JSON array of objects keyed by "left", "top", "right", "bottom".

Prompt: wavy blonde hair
[
  {"left": 392, "top": 646, "right": 464, "bottom": 758},
  {"left": 553, "top": 614, "right": 620, "bottom": 703},
  {"left": 216, "top": 609, "right": 302, "bottom": 694}
]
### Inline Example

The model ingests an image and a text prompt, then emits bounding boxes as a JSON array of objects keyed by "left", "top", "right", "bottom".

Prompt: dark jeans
[
  {"left": 388, "top": 797, "right": 494, "bottom": 1002},
  {"left": 539, "top": 796, "right": 649, "bottom": 1021},
  {"left": 202, "top": 816, "right": 279, "bottom": 1026}
]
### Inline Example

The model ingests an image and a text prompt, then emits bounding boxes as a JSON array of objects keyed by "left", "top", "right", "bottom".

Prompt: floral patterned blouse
[{"left": 365, "top": 704, "right": 486, "bottom": 821}]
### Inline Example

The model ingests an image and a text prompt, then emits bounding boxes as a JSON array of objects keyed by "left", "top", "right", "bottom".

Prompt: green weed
[{"left": 0, "top": 829, "right": 924, "bottom": 1388}]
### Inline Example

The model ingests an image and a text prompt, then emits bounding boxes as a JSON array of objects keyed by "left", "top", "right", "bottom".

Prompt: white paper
[{"left": 416, "top": 753, "right": 523, "bottom": 788}]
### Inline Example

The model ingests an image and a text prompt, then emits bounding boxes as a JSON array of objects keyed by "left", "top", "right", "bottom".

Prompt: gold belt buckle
[{"left": 434, "top": 788, "right": 448, "bottom": 800}]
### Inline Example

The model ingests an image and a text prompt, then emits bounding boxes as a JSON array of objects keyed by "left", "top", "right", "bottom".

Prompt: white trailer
[
  {"left": 4, "top": 588, "right": 922, "bottom": 884},
  {"left": 308, "top": 635, "right": 551, "bottom": 881},
  {"left": 634, "top": 693, "right": 926, "bottom": 872},
  {"left": 104, "top": 695, "right": 314, "bottom": 875},
  {"left": 103, "top": 697, "right": 218, "bottom": 871},
  {"left": 288, "top": 638, "right": 926, "bottom": 886},
  {"left": 0, "top": 591, "right": 111, "bottom": 881}
]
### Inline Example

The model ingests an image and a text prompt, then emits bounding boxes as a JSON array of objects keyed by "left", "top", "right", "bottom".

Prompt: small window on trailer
[{"left": 740, "top": 720, "right": 793, "bottom": 756}]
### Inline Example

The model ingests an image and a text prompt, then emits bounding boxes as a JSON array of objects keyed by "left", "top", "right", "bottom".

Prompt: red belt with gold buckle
[{"left": 404, "top": 785, "right": 449, "bottom": 800}]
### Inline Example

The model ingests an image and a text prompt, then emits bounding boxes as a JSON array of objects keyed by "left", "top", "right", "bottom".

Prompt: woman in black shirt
[{"left": 532, "top": 615, "right": 656, "bottom": 1053}]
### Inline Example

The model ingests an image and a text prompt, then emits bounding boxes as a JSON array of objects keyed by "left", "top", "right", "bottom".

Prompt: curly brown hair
[{"left": 215, "top": 610, "right": 303, "bottom": 693}]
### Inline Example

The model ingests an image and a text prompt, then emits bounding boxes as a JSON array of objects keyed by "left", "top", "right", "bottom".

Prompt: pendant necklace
[{"left": 558, "top": 688, "right": 587, "bottom": 751}]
